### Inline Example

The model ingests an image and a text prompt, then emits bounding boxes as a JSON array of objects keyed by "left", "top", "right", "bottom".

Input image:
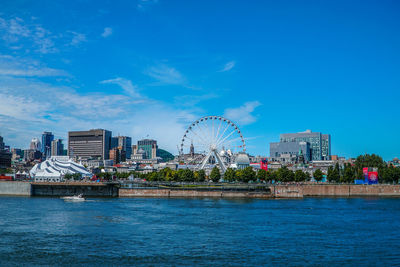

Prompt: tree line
[
  {"left": 140, "top": 166, "right": 315, "bottom": 183},
  {"left": 327, "top": 154, "right": 400, "bottom": 184},
  {"left": 65, "top": 154, "right": 400, "bottom": 184}
]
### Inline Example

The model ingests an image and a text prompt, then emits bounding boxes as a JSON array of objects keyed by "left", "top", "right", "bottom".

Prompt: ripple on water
[{"left": 1, "top": 197, "right": 400, "bottom": 266}]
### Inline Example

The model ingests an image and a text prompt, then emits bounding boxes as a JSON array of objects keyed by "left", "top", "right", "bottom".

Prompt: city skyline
[{"left": 0, "top": 1, "right": 399, "bottom": 160}]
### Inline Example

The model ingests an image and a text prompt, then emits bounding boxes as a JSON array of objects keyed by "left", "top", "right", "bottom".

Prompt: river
[{"left": 1, "top": 197, "right": 400, "bottom": 266}]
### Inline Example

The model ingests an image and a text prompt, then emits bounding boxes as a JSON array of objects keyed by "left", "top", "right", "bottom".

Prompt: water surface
[{"left": 1, "top": 197, "right": 399, "bottom": 266}]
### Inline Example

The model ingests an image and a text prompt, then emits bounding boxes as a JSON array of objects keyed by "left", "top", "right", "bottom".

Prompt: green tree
[
  {"left": 265, "top": 170, "right": 276, "bottom": 183},
  {"left": 276, "top": 166, "right": 294, "bottom": 182},
  {"left": 242, "top": 166, "right": 256, "bottom": 183},
  {"left": 327, "top": 163, "right": 340, "bottom": 183},
  {"left": 195, "top": 169, "right": 206, "bottom": 182},
  {"left": 235, "top": 169, "right": 244, "bottom": 182},
  {"left": 294, "top": 170, "right": 307, "bottom": 182},
  {"left": 380, "top": 166, "right": 400, "bottom": 184},
  {"left": 313, "top": 169, "right": 323, "bottom": 182},
  {"left": 256, "top": 169, "right": 267, "bottom": 181},
  {"left": 147, "top": 171, "right": 158, "bottom": 181},
  {"left": 182, "top": 169, "right": 194, "bottom": 182},
  {"left": 355, "top": 154, "right": 386, "bottom": 170},
  {"left": 210, "top": 167, "right": 221, "bottom": 182},
  {"left": 224, "top": 168, "right": 236, "bottom": 182},
  {"left": 342, "top": 163, "right": 354, "bottom": 183}
]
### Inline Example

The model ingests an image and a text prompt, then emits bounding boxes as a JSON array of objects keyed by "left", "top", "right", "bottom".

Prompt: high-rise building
[
  {"left": 321, "top": 134, "right": 331, "bottom": 160},
  {"left": 118, "top": 136, "right": 132, "bottom": 159},
  {"left": 0, "top": 136, "right": 11, "bottom": 168},
  {"left": 11, "top": 148, "right": 23, "bottom": 160},
  {"left": 270, "top": 141, "right": 311, "bottom": 162},
  {"left": 68, "top": 129, "right": 112, "bottom": 160},
  {"left": 109, "top": 148, "right": 120, "bottom": 164},
  {"left": 30, "top": 138, "right": 41, "bottom": 151},
  {"left": 51, "top": 139, "right": 64, "bottom": 156},
  {"left": 111, "top": 137, "right": 119, "bottom": 149},
  {"left": 111, "top": 136, "right": 132, "bottom": 160},
  {"left": 137, "top": 139, "right": 157, "bottom": 159},
  {"left": 270, "top": 130, "right": 331, "bottom": 162},
  {"left": 41, "top": 131, "right": 54, "bottom": 159},
  {"left": 0, "top": 136, "right": 4, "bottom": 150}
]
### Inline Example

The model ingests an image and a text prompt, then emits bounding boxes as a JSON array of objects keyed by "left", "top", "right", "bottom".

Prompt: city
[
  {"left": 1, "top": 0, "right": 400, "bottom": 266},
  {"left": 1, "top": 119, "right": 399, "bottom": 185}
]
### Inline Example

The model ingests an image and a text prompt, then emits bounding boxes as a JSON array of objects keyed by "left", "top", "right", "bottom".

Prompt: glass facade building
[
  {"left": 137, "top": 139, "right": 157, "bottom": 159},
  {"left": 270, "top": 130, "right": 331, "bottom": 162},
  {"left": 41, "top": 132, "right": 54, "bottom": 159}
]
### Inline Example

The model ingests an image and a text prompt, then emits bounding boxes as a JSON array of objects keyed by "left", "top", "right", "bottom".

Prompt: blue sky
[{"left": 0, "top": 0, "right": 399, "bottom": 159}]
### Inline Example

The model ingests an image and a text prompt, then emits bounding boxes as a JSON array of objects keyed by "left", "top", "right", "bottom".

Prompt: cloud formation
[
  {"left": 137, "top": 0, "right": 159, "bottom": 10},
  {"left": 69, "top": 31, "right": 87, "bottom": 46},
  {"left": 101, "top": 27, "right": 113, "bottom": 38},
  {"left": 0, "top": 55, "right": 68, "bottom": 77},
  {"left": 146, "top": 64, "right": 186, "bottom": 85},
  {"left": 224, "top": 101, "right": 261, "bottom": 125},
  {"left": 100, "top": 77, "right": 141, "bottom": 98},
  {"left": 219, "top": 61, "right": 236, "bottom": 72},
  {"left": 0, "top": 16, "right": 58, "bottom": 53},
  {"left": 0, "top": 16, "right": 87, "bottom": 53},
  {"left": 0, "top": 74, "right": 198, "bottom": 153}
]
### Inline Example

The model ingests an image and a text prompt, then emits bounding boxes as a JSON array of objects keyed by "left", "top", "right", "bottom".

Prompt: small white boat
[{"left": 61, "top": 194, "right": 85, "bottom": 202}]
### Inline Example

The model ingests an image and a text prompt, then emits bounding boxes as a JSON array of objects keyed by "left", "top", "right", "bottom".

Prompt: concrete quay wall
[
  {"left": 0, "top": 181, "right": 31, "bottom": 196},
  {"left": 119, "top": 188, "right": 272, "bottom": 198},
  {"left": 120, "top": 185, "right": 400, "bottom": 199},
  {"left": 31, "top": 182, "right": 119, "bottom": 197},
  {"left": 273, "top": 184, "right": 400, "bottom": 198}
]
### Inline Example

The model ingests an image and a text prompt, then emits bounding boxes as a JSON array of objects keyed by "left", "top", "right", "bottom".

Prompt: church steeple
[{"left": 190, "top": 142, "right": 194, "bottom": 157}]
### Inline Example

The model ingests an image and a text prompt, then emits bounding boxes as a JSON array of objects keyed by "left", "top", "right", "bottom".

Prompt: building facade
[
  {"left": 41, "top": 131, "right": 54, "bottom": 159},
  {"left": 112, "top": 136, "right": 132, "bottom": 159},
  {"left": 30, "top": 138, "right": 41, "bottom": 151},
  {"left": 0, "top": 136, "right": 4, "bottom": 150},
  {"left": 270, "top": 141, "right": 311, "bottom": 163},
  {"left": 136, "top": 139, "right": 157, "bottom": 159},
  {"left": 51, "top": 139, "right": 64, "bottom": 156},
  {"left": 68, "top": 129, "right": 112, "bottom": 160},
  {"left": 270, "top": 130, "right": 331, "bottom": 162},
  {"left": 321, "top": 134, "right": 331, "bottom": 160},
  {"left": 0, "top": 136, "right": 11, "bottom": 168}
]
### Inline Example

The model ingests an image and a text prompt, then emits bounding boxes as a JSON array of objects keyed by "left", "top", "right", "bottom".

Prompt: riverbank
[
  {"left": 120, "top": 184, "right": 400, "bottom": 198},
  {"left": 1, "top": 181, "right": 400, "bottom": 198}
]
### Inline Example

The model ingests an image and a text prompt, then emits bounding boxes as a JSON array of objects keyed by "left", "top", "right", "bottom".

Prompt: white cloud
[
  {"left": 146, "top": 64, "right": 186, "bottom": 85},
  {"left": 0, "top": 16, "right": 88, "bottom": 53},
  {"left": 69, "top": 31, "right": 87, "bottom": 46},
  {"left": 0, "top": 16, "right": 58, "bottom": 54},
  {"left": 137, "top": 0, "right": 159, "bottom": 10},
  {"left": 100, "top": 77, "right": 141, "bottom": 98},
  {"left": 219, "top": 61, "right": 235, "bottom": 72},
  {"left": 0, "top": 76, "right": 198, "bottom": 154},
  {"left": 101, "top": 27, "right": 113, "bottom": 38},
  {"left": 224, "top": 101, "right": 261, "bottom": 125},
  {"left": 0, "top": 55, "right": 68, "bottom": 77}
]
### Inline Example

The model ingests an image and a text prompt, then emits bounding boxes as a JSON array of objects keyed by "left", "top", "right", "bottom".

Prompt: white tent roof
[{"left": 30, "top": 156, "right": 91, "bottom": 178}]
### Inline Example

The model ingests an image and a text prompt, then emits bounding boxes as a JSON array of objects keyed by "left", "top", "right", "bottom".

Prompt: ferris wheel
[{"left": 180, "top": 116, "right": 246, "bottom": 173}]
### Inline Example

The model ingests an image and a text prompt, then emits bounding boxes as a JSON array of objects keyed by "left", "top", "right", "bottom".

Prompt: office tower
[
  {"left": 41, "top": 131, "right": 54, "bottom": 159},
  {"left": 137, "top": 139, "right": 157, "bottom": 159},
  {"left": 68, "top": 129, "right": 112, "bottom": 160},
  {"left": 51, "top": 139, "right": 64, "bottom": 156},
  {"left": 270, "top": 130, "right": 331, "bottom": 162}
]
